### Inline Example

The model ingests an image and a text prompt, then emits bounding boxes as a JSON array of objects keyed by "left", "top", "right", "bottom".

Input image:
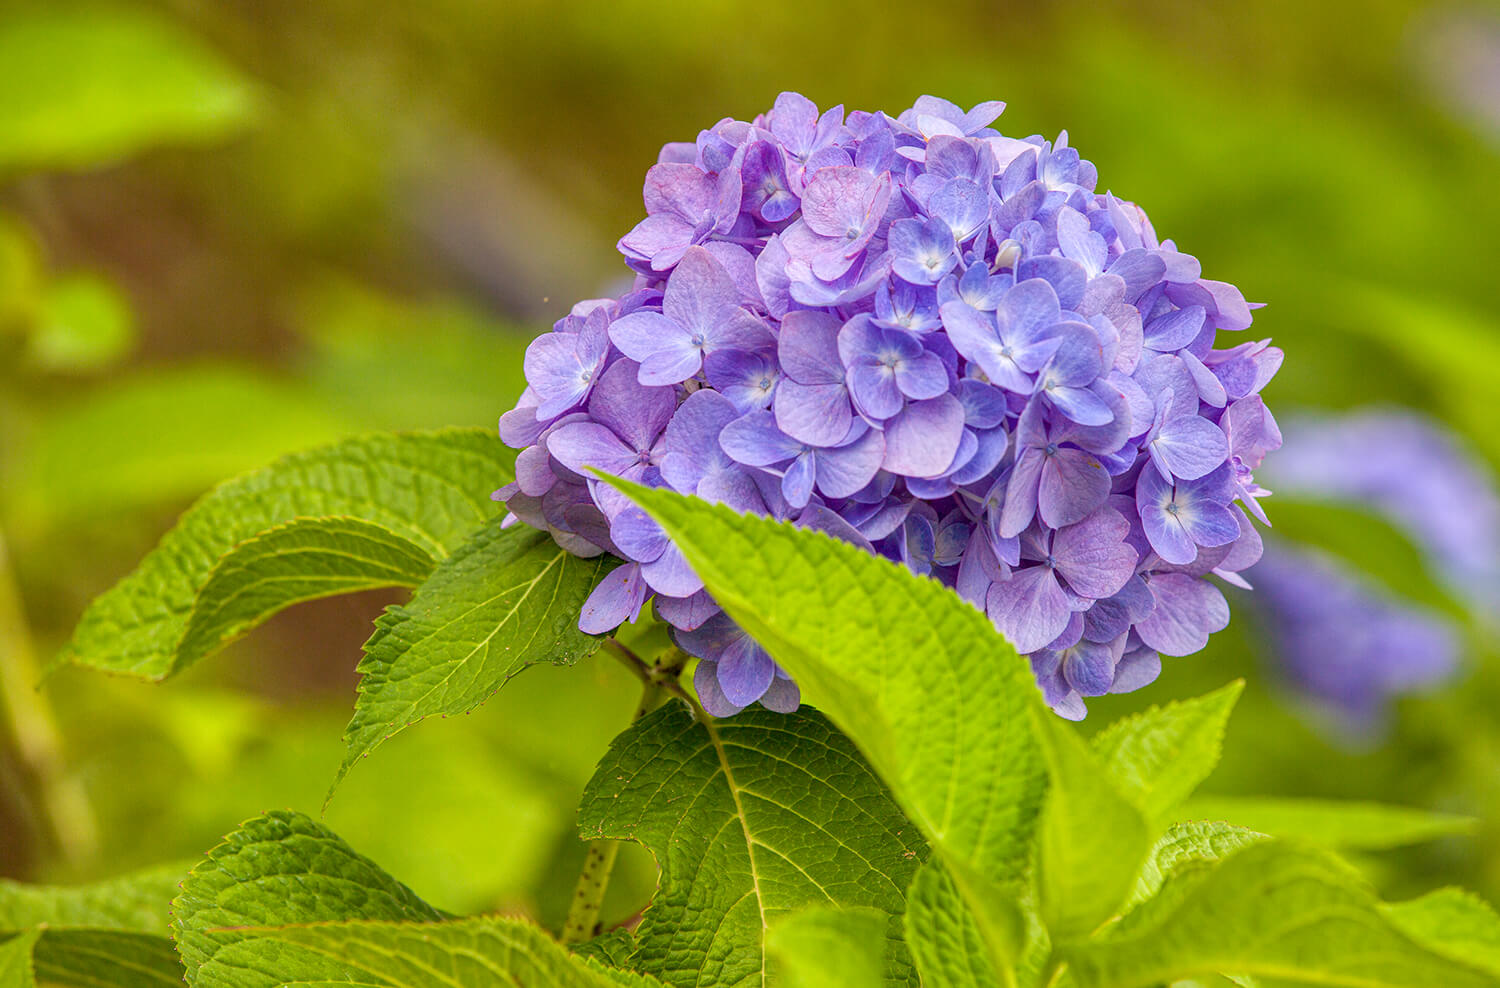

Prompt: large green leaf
[
  {"left": 1034, "top": 709, "right": 1151, "bottom": 943},
  {"left": 58, "top": 428, "right": 514, "bottom": 680},
  {"left": 171, "top": 810, "right": 445, "bottom": 986},
  {"left": 0, "top": 932, "right": 37, "bottom": 988},
  {"left": 197, "top": 917, "right": 661, "bottom": 988},
  {"left": 0, "top": 863, "right": 185, "bottom": 931},
  {"left": 766, "top": 906, "right": 887, "bottom": 988},
  {"left": 611, "top": 479, "right": 1048, "bottom": 972},
  {"left": 1089, "top": 682, "right": 1242, "bottom": 823},
  {"left": 904, "top": 862, "right": 1003, "bottom": 988},
  {"left": 1124, "top": 820, "right": 1267, "bottom": 909},
  {"left": 1176, "top": 796, "right": 1476, "bottom": 850},
  {"left": 1381, "top": 888, "right": 1500, "bottom": 978},
  {"left": 576, "top": 703, "right": 926, "bottom": 988},
  {"left": 0, "top": 7, "right": 257, "bottom": 172},
  {"left": 178, "top": 516, "right": 435, "bottom": 665},
  {"left": 31, "top": 931, "right": 183, "bottom": 988},
  {"left": 335, "top": 517, "right": 615, "bottom": 789},
  {"left": 0, "top": 865, "right": 190, "bottom": 988},
  {"left": 1064, "top": 841, "right": 1496, "bottom": 987}
]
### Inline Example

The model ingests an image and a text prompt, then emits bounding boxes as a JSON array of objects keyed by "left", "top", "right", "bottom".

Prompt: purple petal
[
  {"left": 881, "top": 394, "right": 966, "bottom": 478},
  {"left": 720, "top": 410, "right": 803, "bottom": 467},
  {"left": 717, "top": 633, "right": 776, "bottom": 706},
  {"left": 1037, "top": 448, "right": 1112, "bottom": 529},
  {"left": 778, "top": 309, "right": 845, "bottom": 384},
  {"left": 694, "top": 660, "right": 744, "bottom": 717},
  {"left": 1062, "top": 639, "right": 1119, "bottom": 696},
  {"left": 1136, "top": 573, "right": 1229, "bottom": 656},
  {"left": 848, "top": 362, "right": 905, "bottom": 420},
  {"left": 579, "top": 563, "right": 648, "bottom": 634},
  {"left": 987, "top": 565, "right": 1070, "bottom": 653},
  {"left": 758, "top": 677, "right": 802, "bottom": 713},
  {"left": 587, "top": 359, "right": 675, "bottom": 451},
  {"left": 999, "top": 449, "right": 1044, "bottom": 538},
  {"left": 655, "top": 590, "right": 719, "bottom": 631},
  {"left": 662, "top": 246, "right": 740, "bottom": 336},
  {"left": 1052, "top": 506, "right": 1135, "bottom": 599},
  {"left": 641, "top": 542, "right": 704, "bottom": 597},
  {"left": 815, "top": 428, "right": 886, "bottom": 499},
  {"left": 774, "top": 379, "right": 853, "bottom": 448},
  {"left": 1152, "top": 413, "right": 1230, "bottom": 481},
  {"left": 546, "top": 422, "right": 636, "bottom": 478},
  {"left": 1143, "top": 305, "right": 1205, "bottom": 352}
]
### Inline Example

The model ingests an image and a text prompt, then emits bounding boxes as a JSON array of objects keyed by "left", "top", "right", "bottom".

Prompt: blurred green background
[{"left": 1, "top": 0, "right": 1498, "bottom": 930}]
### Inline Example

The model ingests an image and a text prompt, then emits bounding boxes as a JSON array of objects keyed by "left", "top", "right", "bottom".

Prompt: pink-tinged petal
[
  {"left": 662, "top": 247, "right": 741, "bottom": 335},
  {"left": 694, "top": 660, "right": 745, "bottom": 717},
  {"left": 881, "top": 393, "right": 966, "bottom": 478},
  {"left": 546, "top": 422, "right": 636, "bottom": 478},
  {"left": 579, "top": 564, "right": 648, "bottom": 634},
  {"left": 1136, "top": 573, "right": 1229, "bottom": 655},
  {"left": 717, "top": 634, "right": 776, "bottom": 707},
  {"left": 655, "top": 590, "right": 719, "bottom": 632},
  {"left": 1053, "top": 506, "right": 1135, "bottom": 599},
  {"left": 1201, "top": 279, "right": 1254, "bottom": 331},
  {"left": 1037, "top": 448, "right": 1111, "bottom": 529},
  {"left": 987, "top": 565, "right": 1070, "bottom": 654},
  {"left": 618, "top": 214, "right": 694, "bottom": 269},
  {"left": 709, "top": 308, "right": 776, "bottom": 353},
  {"left": 756, "top": 235, "right": 793, "bottom": 319},
  {"left": 815, "top": 428, "right": 885, "bottom": 499},
  {"left": 758, "top": 677, "right": 801, "bottom": 713}
]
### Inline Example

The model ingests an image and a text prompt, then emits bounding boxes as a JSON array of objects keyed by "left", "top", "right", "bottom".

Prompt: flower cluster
[{"left": 496, "top": 93, "right": 1282, "bottom": 719}]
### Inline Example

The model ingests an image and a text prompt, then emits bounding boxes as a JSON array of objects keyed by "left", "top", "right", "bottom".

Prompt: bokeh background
[{"left": 1, "top": 0, "right": 1498, "bottom": 929}]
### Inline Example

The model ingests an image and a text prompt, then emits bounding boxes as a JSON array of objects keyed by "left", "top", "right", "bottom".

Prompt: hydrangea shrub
[
  {"left": 30, "top": 94, "right": 1500, "bottom": 988},
  {"left": 497, "top": 92, "right": 1282, "bottom": 718}
]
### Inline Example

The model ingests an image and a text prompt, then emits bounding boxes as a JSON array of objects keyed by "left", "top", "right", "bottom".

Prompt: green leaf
[
  {"left": 1090, "top": 682, "right": 1242, "bottom": 823},
  {"left": 575, "top": 703, "right": 926, "bottom": 988},
  {"left": 178, "top": 516, "right": 436, "bottom": 666},
  {"left": 1063, "top": 841, "right": 1496, "bottom": 988},
  {"left": 199, "top": 916, "right": 662, "bottom": 988},
  {"left": 1381, "top": 888, "right": 1500, "bottom": 978},
  {"left": 171, "top": 810, "right": 445, "bottom": 986},
  {"left": 0, "top": 866, "right": 190, "bottom": 987},
  {"left": 57, "top": 427, "right": 513, "bottom": 679},
  {"left": 0, "top": 7, "right": 257, "bottom": 173},
  {"left": 766, "top": 906, "right": 887, "bottom": 988},
  {"left": 32, "top": 931, "right": 183, "bottom": 988},
  {"left": 1034, "top": 708, "right": 1151, "bottom": 943},
  {"left": 1176, "top": 796, "right": 1476, "bottom": 850},
  {"left": 0, "top": 932, "right": 37, "bottom": 988},
  {"left": 335, "top": 517, "right": 615, "bottom": 791},
  {"left": 26, "top": 271, "right": 136, "bottom": 372},
  {"left": 6, "top": 364, "right": 356, "bottom": 532},
  {"left": 0, "top": 863, "right": 185, "bottom": 932},
  {"left": 1124, "top": 820, "right": 1268, "bottom": 909},
  {"left": 610, "top": 479, "right": 1047, "bottom": 971},
  {"left": 904, "top": 862, "right": 1003, "bottom": 988}
]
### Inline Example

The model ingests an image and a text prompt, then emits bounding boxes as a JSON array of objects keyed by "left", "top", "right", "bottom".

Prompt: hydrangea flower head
[{"left": 496, "top": 93, "right": 1282, "bottom": 719}]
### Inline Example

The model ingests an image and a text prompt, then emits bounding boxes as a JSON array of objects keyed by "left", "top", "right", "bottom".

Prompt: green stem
[
  {"left": 0, "top": 529, "right": 97, "bottom": 867},
  {"left": 561, "top": 640, "right": 687, "bottom": 944}
]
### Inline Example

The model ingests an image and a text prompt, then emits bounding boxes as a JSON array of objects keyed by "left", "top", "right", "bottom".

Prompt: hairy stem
[
  {"left": 0, "top": 529, "right": 97, "bottom": 868},
  {"left": 562, "top": 639, "right": 689, "bottom": 944}
]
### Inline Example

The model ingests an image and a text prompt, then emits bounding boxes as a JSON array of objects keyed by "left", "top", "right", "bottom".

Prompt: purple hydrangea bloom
[
  {"left": 497, "top": 93, "right": 1283, "bottom": 719},
  {"left": 1252, "top": 545, "right": 1460, "bottom": 733}
]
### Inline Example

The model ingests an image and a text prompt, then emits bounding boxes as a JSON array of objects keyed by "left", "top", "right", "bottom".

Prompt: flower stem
[
  {"left": 0, "top": 529, "right": 97, "bottom": 869},
  {"left": 562, "top": 640, "right": 688, "bottom": 944}
]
